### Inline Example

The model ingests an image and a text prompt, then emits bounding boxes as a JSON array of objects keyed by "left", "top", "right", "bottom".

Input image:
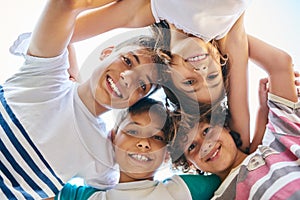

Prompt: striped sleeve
[
  {"left": 267, "top": 93, "right": 300, "bottom": 137},
  {"left": 1, "top": 85, "right": 64, "bottom": 200},
  {"left": 266, "top": 93, "right": 300, "bottom": 158}
]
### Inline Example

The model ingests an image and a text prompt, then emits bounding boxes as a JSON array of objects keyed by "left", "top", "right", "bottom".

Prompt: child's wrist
[{"left": 258, "top": 106, "right": 269, "bottom": 116}]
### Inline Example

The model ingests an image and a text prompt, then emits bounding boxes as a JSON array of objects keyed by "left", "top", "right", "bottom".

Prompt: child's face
[
  {"left": 92, "top": 48, "right": 158, "bottom": 109},
  {"left": 168, "top": 26, "right": 225, "bottom": 104},
  {"left": 183, "top": 122, "right": 240, "bottom": 178},
  {"left": 112, "top": 110, "right": 168, "bottom": 182}
]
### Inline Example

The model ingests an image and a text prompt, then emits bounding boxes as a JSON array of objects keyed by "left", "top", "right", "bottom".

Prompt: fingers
[
  {"left": 295, "top": 70, "right": 300, "bottom": 86},
  {"left": 259, "top": 77, "right": 269, "bottom": 92},
  {"left": 295, "top": 70, "right": 300, "bottom": 96},
  {"left": 258, "top": 77, "right": 269, "bottom": 108}
]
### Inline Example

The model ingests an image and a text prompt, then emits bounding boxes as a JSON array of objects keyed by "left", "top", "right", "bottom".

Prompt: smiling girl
[{"left": 170, "top": 35, "right": 300, "bottom": 199}]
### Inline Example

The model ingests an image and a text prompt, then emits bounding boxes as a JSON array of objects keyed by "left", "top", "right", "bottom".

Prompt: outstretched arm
[
  {"left": 71, "top": 0, "right": 154, "bottom": 43},
  {"left": 248, "top": 35, "right": 297, "bottom": 152},
  {"left": 248, "top": 35, "right": 297, "bottom": 102},
  {"left": 249, "top": 78, "right": 269, "bottom": 152},
  {"left": 28, "top": 0, "right": 117, "bottom": 58},
  {"left": 217, "top": 13, "right": 250, "bottom": 152}
]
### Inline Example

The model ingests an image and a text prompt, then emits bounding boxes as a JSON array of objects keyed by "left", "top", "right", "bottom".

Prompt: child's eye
[
  {"left": 203, "top": 127, "right": 212, "bottom": 136},
  {"left": 126, "top": 130, "right": 137, "bottom": 135},
  {"left": 138, "top": 80, "right": 147, "bottom": 91},
  {"left": 183, "top": 79, "right": 195, "bottom": 85},
  {"left": 188, "top": 143, "right": 196, "bottom": 152},
  {"left": 207, "top": 73, "right": 218, "bottom": 80},
  {"left": 153, "top": 135, "right": 165, "bottom": 142},
  {"left": 121, "top": 56, "right": 132, "bottom": 67}
]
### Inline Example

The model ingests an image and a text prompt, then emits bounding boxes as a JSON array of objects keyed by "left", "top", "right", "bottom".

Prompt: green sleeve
[
  {"left": 55, "top": 183, "right": 100, "bottom": 200},
  {"left": 179, "top": 174, "right": 221, "bottom": 200}
]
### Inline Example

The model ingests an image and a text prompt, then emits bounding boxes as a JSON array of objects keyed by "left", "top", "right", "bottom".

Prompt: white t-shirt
[
  {"left": 90, "top": 175, "right": 191, "bottom": 200},
  {"left": 56, "top": 175, "right": 193, "bottom": 200},
  {"left": 151, "top": 0, "right": 251, "bottom": 42},
  {"left": 0, "top": 33, "right": 118, "bottom": 200}
]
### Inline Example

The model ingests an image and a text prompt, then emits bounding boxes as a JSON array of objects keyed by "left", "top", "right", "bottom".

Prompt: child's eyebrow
[
  {"left": 186, "top": 87, "right": 199, "bottom": 94},
  {"left": 127, "top": 121, "right": 141, "bottom": 126},
  {"left": 209, "top": 79, "right": 222, "bottom": 89},
  {"left": 130, "top": 51, "right": 140, "bottom": 64}
]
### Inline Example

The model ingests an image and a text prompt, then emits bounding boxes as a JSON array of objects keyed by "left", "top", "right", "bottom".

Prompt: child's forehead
[
  {"left": 117, "top": 45, "right": 153, "bottom": 55},
  {"left": 120, "top": 111, "right": 166, "bottom": 129}
]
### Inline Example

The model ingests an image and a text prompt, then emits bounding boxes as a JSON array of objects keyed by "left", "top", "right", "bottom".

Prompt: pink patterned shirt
[{"left": 212, "top": 93, "right": 300, "bottom": 199}]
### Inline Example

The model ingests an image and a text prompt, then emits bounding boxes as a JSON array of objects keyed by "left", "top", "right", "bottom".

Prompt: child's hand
[
  {"left": 62, "top": 0, "right": 116, "bottom": 13},
  {"left": 67, "top": 44, "right": 79, "bottom": 82},
  {"left": 295, "top": 71, "right": 300, "bottom": 96},
  {"left": 258, "top": 77, "right": 269, "bottom": 110},
  {"left": 259, "top": 71, "right": 299, "bottom": 105}
]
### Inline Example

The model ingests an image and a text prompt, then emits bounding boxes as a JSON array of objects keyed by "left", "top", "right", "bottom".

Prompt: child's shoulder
[
  {"left": 163, "top": 173, "right": 221, "bottom": 200},
  {"left": 57, "top": 183, "right": 101, "bottom": 200}
]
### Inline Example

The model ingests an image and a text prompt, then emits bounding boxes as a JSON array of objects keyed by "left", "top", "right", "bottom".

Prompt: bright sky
[{"left": 1, "top": 0, "right": 299, "bottom": 144}]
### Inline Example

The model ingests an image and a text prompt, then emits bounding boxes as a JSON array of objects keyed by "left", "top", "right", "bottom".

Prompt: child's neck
[
  {"left": 219, "top": 150, "right": 247, "bottom": 181},
  {"left": 119, "top": 172, "right": 154, "bottom": 183},
  {"left": 78, "top": 82, "right": 109, "bottom": 116}
]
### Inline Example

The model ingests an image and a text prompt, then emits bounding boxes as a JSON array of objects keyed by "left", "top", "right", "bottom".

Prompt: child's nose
[
  {"left": 136, "top": 139, "right": 151, "bottom": 151},
  {"left": 120, "top": 71, "right": 134, "bottom": 88},
  {"left": 199, "top": 140, "right": 215, "bottom": 158},
  {"left": 193, "top": 66, "right": 208, "bottom": 77},
  {"left": 193, "top": 64, "right": 208, "bottom": 72}
]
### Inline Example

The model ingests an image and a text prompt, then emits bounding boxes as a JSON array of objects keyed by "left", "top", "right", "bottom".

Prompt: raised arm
[
  {"left": 217, "top": 13, "right": 250, "bottom": 152},
  {"left": 249, "top": 78, "right": 269, "bottom": 152},
  {"left": 67, "top": 44, "right": 80, "bottom": 81},
  {"left": 248, "top": 35, "right": 297, "bottom": 102},
  {"left": 28, "top": 0, "right": 117, "bottom": 58},
  {"left": 71, "top": 0, "right": 154, "bottom": 43}
]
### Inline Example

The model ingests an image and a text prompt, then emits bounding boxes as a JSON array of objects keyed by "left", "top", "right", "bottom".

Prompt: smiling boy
[
  {"left": 0, "top": 1, "right": 166, "bottom": 199},
  {"left": 53, "top": 98, "right": 220, "bottom": 200}
]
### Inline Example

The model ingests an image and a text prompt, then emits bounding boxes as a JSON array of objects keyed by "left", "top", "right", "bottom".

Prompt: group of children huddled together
[{"left": 1, "top": 0, "right": 299, "bottom": 200}]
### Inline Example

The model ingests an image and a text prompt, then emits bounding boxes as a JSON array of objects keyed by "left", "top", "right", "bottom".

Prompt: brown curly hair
[{"left": 169, "top": 102, "right": 245, "bottom": 173}]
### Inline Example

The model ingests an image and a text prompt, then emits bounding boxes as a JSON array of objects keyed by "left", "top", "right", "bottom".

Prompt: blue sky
[{"left": 1, "top": 0, "right": 299, "bottom": 138}]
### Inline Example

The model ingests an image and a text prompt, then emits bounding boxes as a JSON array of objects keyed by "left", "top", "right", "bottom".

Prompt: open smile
[
  {"left": 128, "top": 153, "right": 153, "bottom": 162},
  {"left": 205, "top": 145, "right": 221, "bottom": 162},
  {"left": 106, "top": 75, "right": 123, "bottom": 98},
  {"left": 184, "top": 53, "right": 208, "bottom": 63}
]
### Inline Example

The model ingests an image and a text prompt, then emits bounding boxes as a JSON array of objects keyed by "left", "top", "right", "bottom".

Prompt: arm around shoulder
[
  {"left": 250, "top": 78, "right": 269, "bottom": 153},
  {"left": 218, "top": 13, "right": 250, "bottom": 151},
  {"left": 248, "top": 35, "right": 297, "bottom": 102}
]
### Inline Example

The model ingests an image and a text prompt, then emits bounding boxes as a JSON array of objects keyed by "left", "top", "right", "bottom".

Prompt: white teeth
[
  {"left": 210, "top": 149, "right": 219, "bottom": 160},
  {"left": 130, "top": 154, "right": 150, "bottom": 162},
  {"left": 107, "top": 77, "right": 122, "bottom": 97},
  {"left": 186, "top": 54, "right": 207, "bottom": 62}
]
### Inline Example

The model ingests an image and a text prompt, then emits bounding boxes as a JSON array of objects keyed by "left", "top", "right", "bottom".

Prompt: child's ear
[
  {"left": 164, "top": 151, "right": 171, "bottom": 163},
  {"left": 99, "top": 46, "right": 114, "bottom": 60}
]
